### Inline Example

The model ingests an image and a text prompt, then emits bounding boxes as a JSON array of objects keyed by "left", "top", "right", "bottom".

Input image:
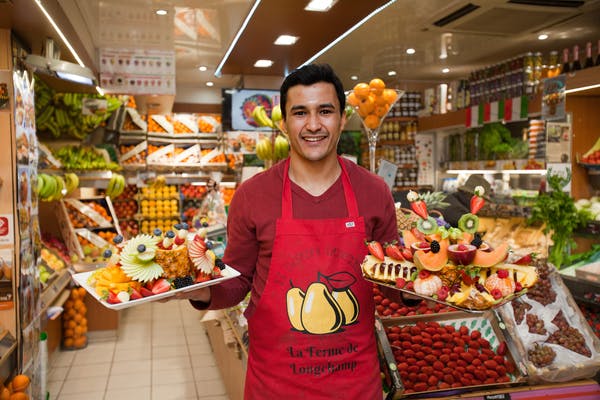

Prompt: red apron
[{"left": 244, "top": 158, "right": 381, "bottom": 400}]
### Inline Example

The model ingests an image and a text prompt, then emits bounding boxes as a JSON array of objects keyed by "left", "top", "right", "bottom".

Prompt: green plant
[{"left": 528, "top": 168, "right": 589, "bottom": 268}]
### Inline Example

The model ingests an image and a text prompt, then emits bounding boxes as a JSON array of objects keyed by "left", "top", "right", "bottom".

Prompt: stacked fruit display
[
  {"left": 0, "top": 374, "right": 31, "bottom": 399},
  {"left": 66, "top": 200, "right": 112, "bottom": 228},
  {"left": 52, "top": 145, "right": 121, "bottom": 171},
  {"left": 36, "top": 172, "right": 79, "bottom": 201},
  {"left": 119, "top": 143, "right": 147, "bottom": 167},
  {"left": 580, "top": 137, "right": 600, "bottom": 165},
  {"left": 381, "top": 317, "right": 519, "bottom": 395},
  {"left": 361, "top": 188, "right": 539, "bottom": 310},
  {"left": 34, "top": 76, "right": 121, "bottom": 139},
  {"left": 138, "top": 185, "right": 180, "bottom": 234},
  {"left": 62, "top": 287, "right": 88, "bottom": 349},
  {"left": 372, "top": 285, "right": 456, "bottom": 318}
]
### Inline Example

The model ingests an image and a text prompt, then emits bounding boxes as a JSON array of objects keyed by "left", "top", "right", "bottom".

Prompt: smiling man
[{"left": 181, "top": 64, "right": 398, "bottom": 399}]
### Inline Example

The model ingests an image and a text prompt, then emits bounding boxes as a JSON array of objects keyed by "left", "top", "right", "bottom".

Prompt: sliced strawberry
[
  {"left": 410, "top": 199, "right": 429, "bottom": 219},
  {"left": 418, "top": 270, "right": 430, "bottom": 279},
  {"left": 106, "top": 291, "right": 121, "bottom": 304},
  {"left": 384, "top": 242, "right": 404, "bottom": 261},
  {"left": 514, "top": 253, "right": 536, "bottom": 265},
  {"left": 140, "top": 287, "right": 155, "bottom": 297},
  {"left": 401, "top": 248, "right": 413, "bottom": 262},
  {"left": 195, "top": 271, "right": 211, "bottom": 283},
  {"left": 396, "top": 278, "right": 407, "bottom": 288},
  {"left": 470, "top": 195, "right": 485, "bottom": 215},
  {"left": 212, "top": 266, "right": 222, "bottom": 278},
  {"left": 130, "top": 288, "right": 143, "bottom": 300},
  {"left": 151, "top": 278, "right": 171, "bottom": 294},
  {"left": 365, "top": 240, "right": 385, "bottom": 261}
]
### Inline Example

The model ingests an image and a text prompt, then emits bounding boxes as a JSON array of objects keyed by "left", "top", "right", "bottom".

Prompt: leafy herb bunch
[{"left": 528, "top": 168, "right": 588, "bottom": 268}]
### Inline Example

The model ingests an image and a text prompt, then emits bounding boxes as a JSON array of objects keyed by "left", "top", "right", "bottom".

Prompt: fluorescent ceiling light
[
  {"left": 406, "top": 48, "right": 416, "bottom": 55},
  {"left": 305, "top": 0, "right": 338, "bottom": 12},
  {"left": 447, "top": 169, "right": 547, "bottom": 175},
  {"left": 538, "top": 34, "right": 548, "bottom": 40},
  {"left": 387, "top": 70, "right": 396, "bottom": 76},
  {"left": 156, "top": 9, "right": 168, "bottom": 15},
  {"left": 254, "top": 59, "right": 273, "bottom": 68},
  {"left": 215, "top": 0, "right": 262, "bottom": 77},
  {"left": 442, "top": 68, "right": 450, "bottom": 73},
  {"left": 274, "top": 35, "right": 299, "bottom": 45},
  {"left": 565, "top": 83, "right": 600, "bottom": 94},
  {"left": 350, "top": 75, "right": 358, "bottom": 80},
  {"left": 300, "top": 0, "right": 398, "bottom": 67},
  {"left": 206, "top": 81, "right": 214, "bottom": 87},
  {"left": 198, "top": 65, "right": 208, "bottom": 71},
  {"left": 25, "top": 54, "right": 96, "bottom": 86}
]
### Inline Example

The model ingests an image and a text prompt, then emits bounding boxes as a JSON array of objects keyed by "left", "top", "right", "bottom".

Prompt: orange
[
  {"left": 0, "top": 387, "right": 10, "bottom": 400},
  {"left": 357, "top": 94, "right": 376, "bottom": 117},
  {"left": 382, "top": 88, "right": 398, "bottom": 105},
  {"left": 78, "top": 287, "right": 87, "bottom": 298},
  {"left": 11, "top": 375, "right": 30, "bottom": 392},
  {"left": 346, "top": 92, "right": 359, "bottom": 107},
  {"left": 374, "top": 104, "right": 389, "bottom": 118},
  {"left": 363, "top": 114, "right": 380, "bottom": 130},
  {"left": 63, "top": 337, "right": 74, "bottom": 348},
  {"left": 369, "top": 78, "right": 386, "bottom": 95},
  {"left": 74, "top": 336, "right": 87, "bottom": 348},
  {"left": 9, "top": 393, "right": 28, "bottom": 400},
  {"left": 352, "top": 82, "right": 370, "bottom": 100},
  {"left": 64, "top": 328, "right": 74, "bottom": 337}
]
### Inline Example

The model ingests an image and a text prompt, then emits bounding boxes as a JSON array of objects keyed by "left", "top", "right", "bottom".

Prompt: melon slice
[
  {"left": 414, "top": 239, "right": 449, "bottom": 271},
  {"left": 402, "top": 229, "right": 420, "bottom": 249},
  {"left": 457, "top": 231, "right": 474, "bottom": 245},
  {"left": 472, "top": 243, "right": 509, "bottom": 267}
]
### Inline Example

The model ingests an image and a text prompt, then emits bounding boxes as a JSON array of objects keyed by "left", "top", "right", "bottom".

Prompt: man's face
[{"left": 283, "top": 82, "right": 346, "bottom": 163}]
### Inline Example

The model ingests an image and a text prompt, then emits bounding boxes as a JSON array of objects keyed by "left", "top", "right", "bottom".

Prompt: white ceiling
[{"left": 6, "top": 0, "right": 600, "bottom": 99}]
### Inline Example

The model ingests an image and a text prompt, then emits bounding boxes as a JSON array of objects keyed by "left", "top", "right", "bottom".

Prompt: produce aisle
[{"left": 47, "top": 301, "right": 228, "bottom": 400}]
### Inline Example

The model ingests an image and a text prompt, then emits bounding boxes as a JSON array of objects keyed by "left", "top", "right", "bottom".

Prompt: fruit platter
[
  {"left": 495, "top": 260, "right": 600, "bottom": 383},
  {"left": 72, "top": 224, "right": 240, "bottom": 310},
  {"left": 376, "top": 311, "right": 525, "bottom": 398},
  {"left": 361, "top": 187, "right": 539, "bottom": 312}
]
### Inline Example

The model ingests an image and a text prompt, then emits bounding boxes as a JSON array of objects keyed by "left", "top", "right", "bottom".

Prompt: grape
[
  {"left": 512, "top": 300, "right": 532, "bottom": 325},
  {"left": 547, "top": 326, "right": 591, "bottom": 357},
  {"left": 526, "top": 262, "right": 557, "bottom": 306},
  {"left": 526, "top": 313, "right": 547, "bottom": 335},
  {"left": 528, "top": 343, "right": 556, "bottom": 367}
]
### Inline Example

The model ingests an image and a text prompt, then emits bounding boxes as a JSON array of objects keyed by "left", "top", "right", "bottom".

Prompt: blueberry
[
  {"left": 444, "top": 223, "right": 451, "bottom": 229},
  {"left": 181, "top": 223, "right": 189, "bottom": 230},
  {"left": 153, "top": 228, "right": 162, "bottom": 236},
  {"left": 103, "top": 249, "right": 112, "bottom": 258},
  {"left": 205, "top": 240, "right": 214, "bottom": 249},
  {"left": 166, "top": 230, "right": 175, "bottom": 238},
  {"left": 174, "top": 223, "right": 182, "bottom": 230},
  {"left": 137, "top": 244, "right": 146, "bottom": 253},
  {"left": 202, "top": 221, "right": 209, "bottom": 227},
  {"left": 215, "top": 258, "right": 226, "bottom": 270},
  {"left": 113, "top": 235, "right": 124, "bottom": 244}
]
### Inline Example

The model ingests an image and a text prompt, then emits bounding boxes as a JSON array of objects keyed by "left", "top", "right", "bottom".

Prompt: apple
[{"left": 448, "top": 243, "right": 477, "bottom": 265}]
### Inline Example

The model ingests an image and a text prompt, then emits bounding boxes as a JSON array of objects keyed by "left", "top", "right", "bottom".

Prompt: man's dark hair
[{"left": 279, "top": 63, "right": 346, "bottom": 119}]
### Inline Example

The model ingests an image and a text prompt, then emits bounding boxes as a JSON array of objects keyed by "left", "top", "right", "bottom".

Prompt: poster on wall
[
  {"left": 541, "top": 75, "right": 566, "bottom": 120},
  {"left": 546, "top": 121, "right": 572, "bottom": 163},
  {"left": 231, "top": 89, "right": 279, "bottom": 130},
  {"left": 416, "top": 133, "right": 435, "bottom": 186}
]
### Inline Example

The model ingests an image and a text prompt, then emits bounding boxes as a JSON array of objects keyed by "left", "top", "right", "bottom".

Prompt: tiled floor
[{"left": 48, "top": 300, "right": 229, "bottom": 400}]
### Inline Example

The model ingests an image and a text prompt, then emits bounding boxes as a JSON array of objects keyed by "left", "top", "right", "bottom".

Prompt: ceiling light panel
[
  {"left": 254, "top": 59, "right": 273, "bottom": 67},
  {"left": 305, "top": 0, "right": 338, "bottom": 12},
  {"left": 274, "top": 35, "right": 299, "bottom": 45}
]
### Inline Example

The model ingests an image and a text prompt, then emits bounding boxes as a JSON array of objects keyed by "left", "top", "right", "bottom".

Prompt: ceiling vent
[
  {"left": 507, "top": 0, "right": 585, "bottom": 7},
  {"left": 433, "top": 3, "right": 480, "bottom": 27}
]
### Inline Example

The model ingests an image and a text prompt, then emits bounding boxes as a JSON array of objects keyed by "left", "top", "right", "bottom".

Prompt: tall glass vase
[{"left": 346, "top": 88, "right": 404, "bottom": 173}]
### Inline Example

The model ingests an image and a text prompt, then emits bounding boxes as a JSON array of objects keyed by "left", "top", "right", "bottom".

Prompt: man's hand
[{"left": 173, "top": 286, "right": 211, "bottom": 302}]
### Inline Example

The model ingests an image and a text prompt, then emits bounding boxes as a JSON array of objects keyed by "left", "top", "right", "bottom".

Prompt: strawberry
[
  {"left": 418, "top": 270, "right": 430, "bottom": 279},
  {"left": 384, "top": 242, "right": 404, "bottom": 261},
  {"left": 410, "top": 200, "right": 428, "bottom": 219},
  {"left": 107, "top": 291, "right": 121, "bottom": 304},
  {"left": 212, "top": 266, "right": 222, "bottom": 278},
  {"left": 366, "top": 240, "right": 385, "bottom": 261},
  {"left": 140, "top": 287, "right": 154, "bottom": 297},
  {"left": 396, "top": 278, "right": 407, "bottom": 288},
  {"left": 404, "top": 281, "right": 414, "bottom": 291},
  {"left": 401, "top": 247, "right": 413, "bottom": 261},
  {"left": 195, "top": 271, "right": 211, "bottom": 283},
  {"left": 514, "top": 253, "right": 536, "bottom": 265},
  {"left": 437, "top": 286, "right": 449, "bottom": 301},
  {"left": 470, "top": 187, "right": 486, "bottom": 215},
  {"left": 151, "top": 278, "right": 171, "bottom": 294},
  {"left": 130, "top": 288, "right": 143, "bottom": 300},
  {"left": 515, "top": 282, "right": 523, "bottom": 292}
]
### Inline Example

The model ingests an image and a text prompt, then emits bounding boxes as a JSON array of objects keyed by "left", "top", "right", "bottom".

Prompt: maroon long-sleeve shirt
[{"left": 194, "top": 158, "right": 399, "bottom": 318}]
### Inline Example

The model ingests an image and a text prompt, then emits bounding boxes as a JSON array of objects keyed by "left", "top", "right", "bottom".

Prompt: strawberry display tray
[
  {"left": 376, "top": 311, "right": 527, "bottom": 399},
  {"left": 365, "top": 278, "right": 528, "bottom": 313},
  {"left": 72, "top": 265, "right": 241, "bottom": 310}
]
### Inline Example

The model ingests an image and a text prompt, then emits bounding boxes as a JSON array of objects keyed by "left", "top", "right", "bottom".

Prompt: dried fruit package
[{"left": 495, "top": 261, "right": 600, "bottom": 383}]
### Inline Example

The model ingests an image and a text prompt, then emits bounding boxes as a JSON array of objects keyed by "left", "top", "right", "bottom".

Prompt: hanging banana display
[
  {"left": 105, "top": 173, "right": 126, "bottom": 199},
  {"left": 36, "top": 172, "right": 80, "bottom": 201},
  {"left": 250, "top": 103, "right": 290, "bottom": 162}
]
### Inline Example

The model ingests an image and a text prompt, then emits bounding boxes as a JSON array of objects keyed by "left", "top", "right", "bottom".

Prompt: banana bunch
[
  {"left": 37, "top": 173, "right": 66, "bottom": 201},
  {"left": 54, "top": 145, "right": 121, "bottom": 171},
  {"left": 255, "top": 134, "right": 290, "bottom": 161},
  {"left": 106, "top": 173, "right": 126, "bottom": 199},
  {"left": 251, "top": 105, "right": 274, "bottom": 128},
  {"left": 64, "top": 172, "right": 79, "bottom": 195},
  {"left": 34, "top": 74, "right": 122, "bottom": 139}
]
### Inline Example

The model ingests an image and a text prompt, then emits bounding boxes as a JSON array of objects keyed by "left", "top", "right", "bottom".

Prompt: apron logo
[
  {"left": 286, "top": 271, "right": 359, "bottom": 335},
  {"left": 345, "top": 221, "right": 355, "bottom": 228}
]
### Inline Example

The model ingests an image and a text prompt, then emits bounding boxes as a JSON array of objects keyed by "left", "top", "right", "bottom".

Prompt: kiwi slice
[
  {"left": 458, "top": 213, "right": 479, "bottom": 234},
  {"left": 416, "top": 216, "right": 438, "bottom": 235}
]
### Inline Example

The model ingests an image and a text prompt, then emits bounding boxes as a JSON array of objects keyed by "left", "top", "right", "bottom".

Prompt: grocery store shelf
[{"left": 40, "top": 269, "right": 72, "bottom": 313}]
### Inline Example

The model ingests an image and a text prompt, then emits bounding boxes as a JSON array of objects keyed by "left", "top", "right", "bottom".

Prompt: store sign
[
  {"left": 541, "top": 75, "right": 566, "bottom": 120},
  {"left": 0, "top": 215, "right": 12, "bottom": 243},
  {"left": 231, "top": 89, "right": 279, "bottom": 131}
]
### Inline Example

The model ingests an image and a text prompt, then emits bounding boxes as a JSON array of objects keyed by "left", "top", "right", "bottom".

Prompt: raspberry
[
  {"left": 491, "top": 288, "right": 503, "bottom": 300},
  {"left": 457, "top": 244, "right": 468, "bottom": 251},
  {"left": 430, "top": 240, "right": 440, "bottom": 253},
  {"left": 497, "top": 269, "right": 509, "bottom": 279},
  {"left": 418, "top": 270, "right": 430, "bottom": 279}
]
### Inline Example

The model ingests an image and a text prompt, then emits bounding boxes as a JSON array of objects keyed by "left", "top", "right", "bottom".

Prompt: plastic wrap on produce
[{"left": 496, "top": 261, "right": 600, "bottom": 383}]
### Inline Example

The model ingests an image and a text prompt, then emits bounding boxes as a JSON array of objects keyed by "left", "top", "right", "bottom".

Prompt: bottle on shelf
[
  {"left": 584, "top": 41, "right": 594, "bottom": 69},
  {"left": 561, "top": 48, "right": 571, "bottom": 74},
  {"left": 572, "top": 44, "right": 582, "bottom": 71}
]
